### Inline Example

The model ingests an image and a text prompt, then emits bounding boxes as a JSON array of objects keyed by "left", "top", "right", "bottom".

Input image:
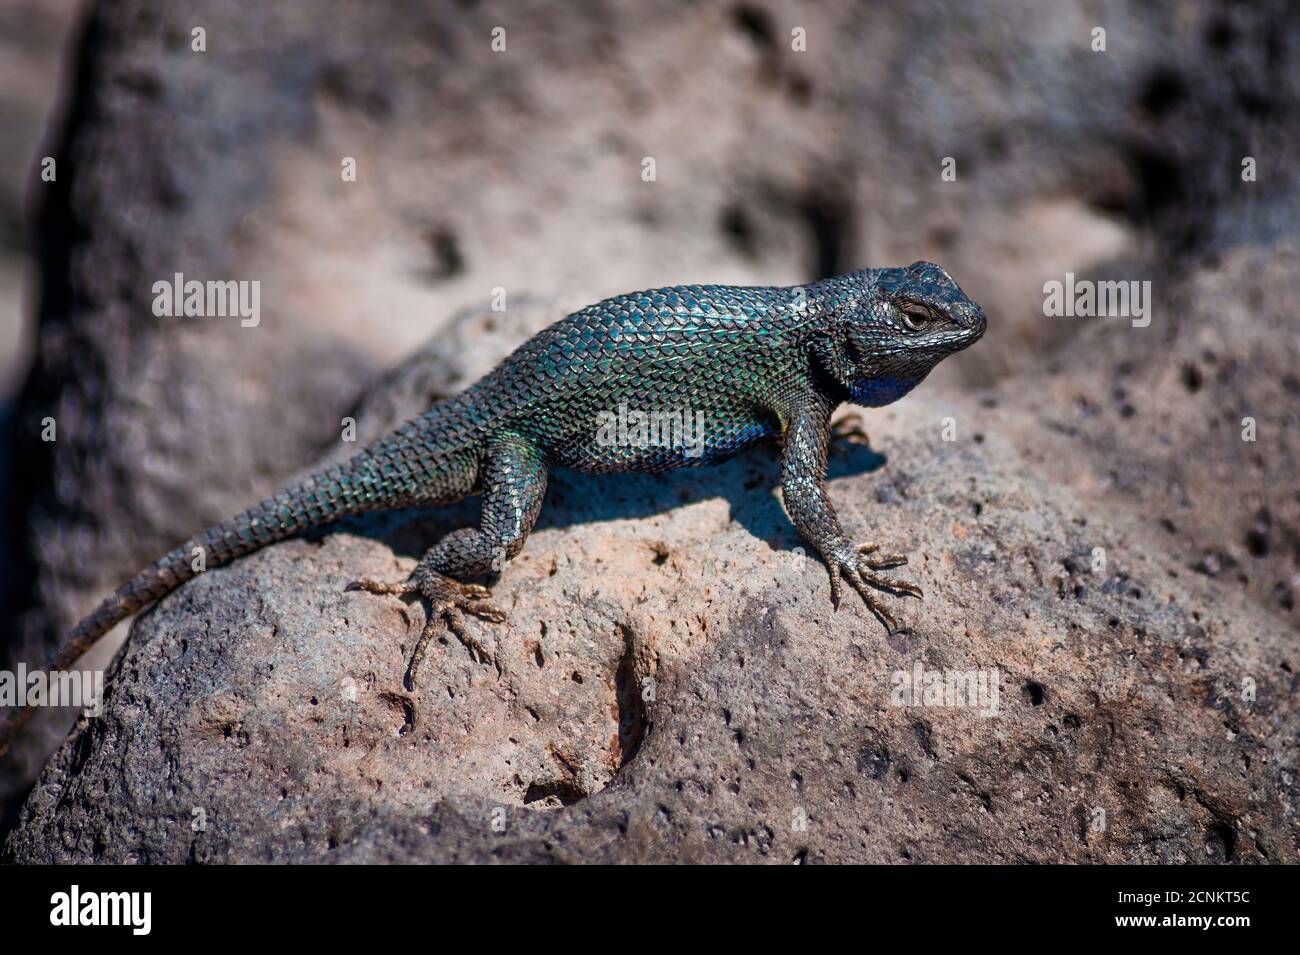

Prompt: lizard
[{"left": 0, "top": 260, "right": 986, "bottom": 757}]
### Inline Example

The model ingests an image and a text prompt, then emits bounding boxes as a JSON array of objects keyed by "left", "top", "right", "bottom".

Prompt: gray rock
[
  {"left": 7, "top": 239, "right": 1295, "bottom": 862},
  {"left": 5, "top": 0, "right": 1298, "bottom": 855}
]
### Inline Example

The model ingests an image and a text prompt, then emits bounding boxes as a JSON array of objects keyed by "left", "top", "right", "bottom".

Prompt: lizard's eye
[{"left": 897, "top": 303, "right": 939, "bottom": 332}]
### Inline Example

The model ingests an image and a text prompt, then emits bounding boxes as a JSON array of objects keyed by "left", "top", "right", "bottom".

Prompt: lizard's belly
[{"left": 554, "top": 412, "right": 776, "bottom": 474}]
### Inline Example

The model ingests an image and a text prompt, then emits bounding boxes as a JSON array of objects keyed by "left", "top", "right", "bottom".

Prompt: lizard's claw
[
  {"left": 348, "top": 572, "right": 507, "bottom": 688},
  {"left": 826, "top": 542, "right": 922, "bottom": 633}
]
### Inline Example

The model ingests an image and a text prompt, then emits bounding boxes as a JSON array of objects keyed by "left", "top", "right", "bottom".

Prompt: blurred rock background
[
  {"left": 0, "top": 0, "right": 1296, "bottom": 859},
  {"left": 0, "top": 0, "right": 83, "bottom": 824},
  {"left": 0, "top": 0, "right": 80, "bottom": 396}
]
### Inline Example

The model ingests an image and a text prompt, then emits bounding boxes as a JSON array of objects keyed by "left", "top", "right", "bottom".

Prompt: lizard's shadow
[{"left": 334, "top": 440, "right": 888, "bottom": 563}]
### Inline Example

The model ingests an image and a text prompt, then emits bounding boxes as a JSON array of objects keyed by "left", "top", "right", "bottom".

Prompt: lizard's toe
[
  {"left": 855, "top": 542, "right": 908, "bottom": 570},
  {"left": 347, "top": 577, "right": 418, "bottom": 596},
  {"left": 828, "top": 563, "right": 845, "bottom": 610},
  {"left": 841, "top": 565, "right": 900, "bottom": 632},
  {"left": 442, "top": 609, "right": 496, "bottom": 665},
  {"left": 856, "top": 565, "right": 923, "bottom": 599},
  {"left": 460, "top": 599, "right": 507, "bottom": 623}
]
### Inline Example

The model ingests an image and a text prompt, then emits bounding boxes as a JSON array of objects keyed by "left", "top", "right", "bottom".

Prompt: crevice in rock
[
  {"left": 523, "top": 778, "right": 584, "bottom": 807},
  {"left": 798, "top": 181, "right": 855, "bottom": 281},
  {"left": 613, "top": 622, "right": 648, "bottom": 768}
]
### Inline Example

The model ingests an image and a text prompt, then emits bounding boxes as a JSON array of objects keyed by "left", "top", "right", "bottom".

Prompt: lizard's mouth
[
  {"left": 918, "top": 319, "right": 985, "bottom": 356},
  {"left": 940, "top": 307, "right": 987, "bottom": 353}
]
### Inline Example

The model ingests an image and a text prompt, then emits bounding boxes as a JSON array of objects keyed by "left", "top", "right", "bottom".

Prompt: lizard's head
[{"left": 815, "top": 261, "right": 987, "bottom": 407}]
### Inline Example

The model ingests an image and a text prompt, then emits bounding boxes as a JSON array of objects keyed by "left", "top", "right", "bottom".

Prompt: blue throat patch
[{"left": 851, "top": 376, "right": 918, "bottom": 407}]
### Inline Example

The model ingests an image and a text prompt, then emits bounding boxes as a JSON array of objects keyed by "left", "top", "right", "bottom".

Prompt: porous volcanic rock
[{"left": 6, "top": 241, "right": 1295, "bottom": 862}]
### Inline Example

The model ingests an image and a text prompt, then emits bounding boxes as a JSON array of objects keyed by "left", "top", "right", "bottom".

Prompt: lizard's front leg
[
  {"left": 780, "top": 398, "right": 921, "bottom": 632},
  {"left": 351, "top": 434, "right": 548, "bottom": 687}
]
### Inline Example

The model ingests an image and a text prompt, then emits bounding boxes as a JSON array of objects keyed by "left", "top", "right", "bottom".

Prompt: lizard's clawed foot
[
  {"left": 826, "top": 541, "right": 922, "bottom": 633},
  {"left": 348, "top": 572, "right": 507, "bottom": 688},
  {"left": 829, "top": 412, "right": 871, "bottom": 454}
]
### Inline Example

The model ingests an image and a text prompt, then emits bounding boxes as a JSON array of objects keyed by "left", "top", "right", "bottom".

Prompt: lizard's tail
[{"left": 0, "top": 451, "right": 406, "bottom": 759}]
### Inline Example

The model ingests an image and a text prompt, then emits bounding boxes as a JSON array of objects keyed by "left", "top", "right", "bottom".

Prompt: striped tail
[{"left": 0, "top": 452, "right": 404, "bottom": 759}]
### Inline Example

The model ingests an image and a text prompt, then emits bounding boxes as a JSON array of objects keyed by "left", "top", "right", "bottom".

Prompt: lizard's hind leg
[{"left": 349, "top": 435, "right": 548, "bottom": 688}]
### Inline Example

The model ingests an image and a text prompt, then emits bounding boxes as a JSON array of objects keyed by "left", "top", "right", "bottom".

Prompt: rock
[
  {"left": 6, "top": 238, "right": 1295, "bottom": 862},
  {"left": 5, "top": 0, "right": 1298, "bottom": 856}
]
